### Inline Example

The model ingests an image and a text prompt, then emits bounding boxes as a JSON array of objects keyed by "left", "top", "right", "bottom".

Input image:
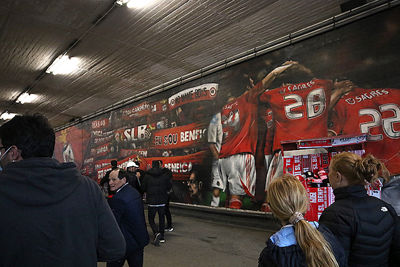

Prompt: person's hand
[
  {"left": 330, "top": 79, "right": 356, "bottom": 111},
  {"left": 333, "top": 79, "right": 355, "bottom": 95},
  {"left": 271, "top": 61, "right": 298, "bottom": 76}
]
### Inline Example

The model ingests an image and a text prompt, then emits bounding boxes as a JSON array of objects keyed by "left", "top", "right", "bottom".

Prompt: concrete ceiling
[{"left": 0, "top": 0, "right": 370, "bottom": 128}]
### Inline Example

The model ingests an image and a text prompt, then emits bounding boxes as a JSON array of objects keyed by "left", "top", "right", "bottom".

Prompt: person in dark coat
[
  {"left": 0, "top": 114, "right": 126, "bottom": 266},
  {"left": 258, "top": 174, "right": 345, "bottom": 267},
  {"left": 319, "top": 152, "right": 400, "bottom": 267},
  {"left": 135, "top": 160, "right": 146, "bottom": 184},
  {"left": 107, "top": 168, "right": 149, "bottom": 267},
  {"left": 126, "top": 160, "right": 142, "bottom": 194},
  {"left": 141, "top": 160, "right": 172, "bottom": 246},
  {"left": 382, "top": 175, "right": 400, "bottom": 216}
]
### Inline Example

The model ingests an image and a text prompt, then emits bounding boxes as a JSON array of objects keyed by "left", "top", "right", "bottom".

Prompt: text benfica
[{"left": 164, "top": 162, "right": 193, "bottom": 173}]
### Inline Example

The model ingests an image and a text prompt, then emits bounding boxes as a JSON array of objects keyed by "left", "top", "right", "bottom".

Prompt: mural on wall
[{"left": 55, "top": 7, "right": 400, "bottom": 211}]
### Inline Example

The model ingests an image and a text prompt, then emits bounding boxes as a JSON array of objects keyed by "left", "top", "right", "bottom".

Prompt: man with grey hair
[{"left": 108, "top": 168, "right": 149, "bottom": 267}]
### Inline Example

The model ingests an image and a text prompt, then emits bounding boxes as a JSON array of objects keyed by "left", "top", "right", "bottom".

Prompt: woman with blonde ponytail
[
  {"left": 258, "top": 174, "right": 345, "bottom": 267},
  {"left": 319, "top": 152, "right": 400, "bottom": 267}
]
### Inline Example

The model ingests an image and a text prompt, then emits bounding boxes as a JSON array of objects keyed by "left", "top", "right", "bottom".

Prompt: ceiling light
[
  {"left": 16, "top": 93, "right": 38, "bottom": 104},
  {"left": 115, "top": 0, "right": 130, "bottom": 6},
  {"left": 0, "top": 112, "right": 18, "bottom": 120},
  {"left": 127, "top": 0, "right": 153, "bottom": 9},
  {"left": 46, "top": 55, "right": 81, "bottom": 75}
]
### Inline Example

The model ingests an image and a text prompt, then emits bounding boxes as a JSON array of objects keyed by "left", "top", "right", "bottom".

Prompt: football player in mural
[
  {"left": 62, "top": 143, "right": 75, "bottom": 163},
  {"left": 210, "top": 61, "right": 295, "bottom": 209},
  {"left": 329, "top": 86, "right": 400, "bottom": 176},
  {"left": 260, "top": 63, "right": 356, "bottom": 194},
  {"left": 262, "top": 107, "right": 281, "bottom": 194},
  {"left": 187, "top": 166, "right": 213, "bottom": 205},
  {"left": 208, "top": 112, "right": 223, "bottom": 206}
]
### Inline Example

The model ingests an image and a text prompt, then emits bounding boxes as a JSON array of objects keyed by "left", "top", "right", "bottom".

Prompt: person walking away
[
  {"left": 126, "top": 160, "right": 142, "bottom": 194},
  {"left": 107, "top": 168, "right": 149, "bottom": 267},
  {"left": 141, "top": 160, "right": 172, "bottom": 246},
  {"left": 0, "top": 114, "right": 126, "bottom": 266}
]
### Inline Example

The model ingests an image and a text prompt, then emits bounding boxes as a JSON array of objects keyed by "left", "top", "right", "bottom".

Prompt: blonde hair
[
  {"left": 330, "top": 152, "right": 389, "bottom": 185},
  {"left": 267, "top": 174, "right": 338, "bottom": 267}
]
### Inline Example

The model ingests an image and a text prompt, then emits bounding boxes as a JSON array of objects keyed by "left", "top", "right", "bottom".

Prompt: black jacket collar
[{"left": 333, "top": 185, "right": 367, "bottom": 200}]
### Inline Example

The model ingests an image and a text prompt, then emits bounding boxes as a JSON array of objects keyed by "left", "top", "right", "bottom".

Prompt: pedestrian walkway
[{"left": 98, "top": 212, "right": 275, "bottom": 267}]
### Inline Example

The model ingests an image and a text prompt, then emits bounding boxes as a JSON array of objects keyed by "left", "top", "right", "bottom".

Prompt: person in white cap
[{"left": 126, "top": 161, "right": 141, "bottom": 193}]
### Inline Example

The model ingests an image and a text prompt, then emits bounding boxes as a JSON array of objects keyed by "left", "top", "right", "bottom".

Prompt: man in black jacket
[
  {"left": 0, "top": 114, "right": 126, "bottom": 266},
  {"left": 142, "top": 160, "right": 172, "bottom": 246},
  {"left": 126, "top": 160, "right": 142, "bottom": 194},
  {"left": 108, "top": 168, "right": 149, "bottom": 267}
]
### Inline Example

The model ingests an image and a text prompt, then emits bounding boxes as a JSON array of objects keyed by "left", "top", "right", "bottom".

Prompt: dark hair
[
  {"left": 269, "top": 63, "right": 314, "bottom": 89},
  {"left": 117, "top": 169, "right": 128, "bottom": 180},
  {"left": 0, "top": 114, "right": 55, "bottom": 158},
  {"left": 189, "top": 165, "right": 209, "bottom": 191},
  {"left": 111, "top": 160, "right": 118, "bottom": 168},
  {"left": 152, "top": 160, "right": 162, "bottom": 168}
]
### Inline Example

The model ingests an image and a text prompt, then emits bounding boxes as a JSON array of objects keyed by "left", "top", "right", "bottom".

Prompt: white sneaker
[{"left": 153, "top": 233, "right": 161, "bottom": 246}]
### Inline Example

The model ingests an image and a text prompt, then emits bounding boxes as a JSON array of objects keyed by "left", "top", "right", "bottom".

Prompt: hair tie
[{"left": 289, "top": 212, "right": 304, "bottom": 225}]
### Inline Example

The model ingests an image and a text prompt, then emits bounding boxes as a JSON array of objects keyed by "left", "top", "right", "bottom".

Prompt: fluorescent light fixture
[
  {"left": 0, "top": 112, "right": 18, "bottom": 120},
  {"left": 116, "top": 0, "right": 130, "bottom": 6},
  {"left": 127, "top": 0, "right": 153, "bottom": 9},
  {"left": 46, "top": 55, "right": 81, "bottom": 75},
  {"left": 16, "top": 93, "right": 38, "bottom": 104}
]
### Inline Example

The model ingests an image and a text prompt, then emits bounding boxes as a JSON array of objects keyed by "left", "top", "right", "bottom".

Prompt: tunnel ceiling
[{"left": 0, "top": 0, "right": 356, "bottom": 128}]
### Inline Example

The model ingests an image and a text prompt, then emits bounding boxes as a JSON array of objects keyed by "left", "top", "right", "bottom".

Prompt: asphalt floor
[{"left": 98, "top": 212, "right": 275, "bottom": 267}]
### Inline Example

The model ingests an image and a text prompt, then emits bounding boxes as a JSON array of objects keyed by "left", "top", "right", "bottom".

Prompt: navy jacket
[
  {"left": 319, "top": 185, "right": 400, "bottom": 267},
  {"left": 108, "top": 184, "right": 149, "bottom": 253},
  {"left": 0, "top": 158, "right": 126, "bottom": 267},
  {"left": 258, "top": 222, "right": 346, "bottom": 267}
]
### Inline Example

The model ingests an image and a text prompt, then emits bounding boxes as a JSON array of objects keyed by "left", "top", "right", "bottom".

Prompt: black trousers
[
  {"left": 148, "top": 205, "right": 165, "bottom": 237},
  {"left": 165, "top": 195, "right": 172, "bottom": 228},
  {"left": 106, "top": 248, "right": 144, "bottom": 267}
]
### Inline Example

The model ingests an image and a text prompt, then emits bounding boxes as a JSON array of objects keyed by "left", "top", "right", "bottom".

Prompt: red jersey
[
  {"left": 331, "top": 88, "right": 400, "bottom": 175},
  {"left": 260, "top": 79, "right": 333, "bottom": 152},
  {"left": 219, "top": 83, "right": 261, "bottom": 158},
  {"left": 264, "top": 108, "right": 274, "bottom": 155}
]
